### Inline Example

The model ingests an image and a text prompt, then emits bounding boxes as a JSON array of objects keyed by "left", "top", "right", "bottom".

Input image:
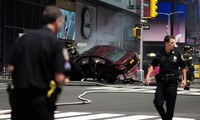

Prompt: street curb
[{"left": 1, "top": 79, "right": 200, "bottom": 88}]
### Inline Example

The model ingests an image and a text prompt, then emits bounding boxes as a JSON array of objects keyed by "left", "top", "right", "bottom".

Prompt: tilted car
[{"left": 72, "top": 45, "right": 139, "bottom": 83}]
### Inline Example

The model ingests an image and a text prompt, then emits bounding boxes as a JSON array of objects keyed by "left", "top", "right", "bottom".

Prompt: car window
[
  {"left": 79, "top": 57, "right": 89, "bottom": 65},
  {"left": 104, "top": 48, "right": 126, "bottom": 62},
  {"left": 87, "top": 46, "right": 100, "bottom": 54}
]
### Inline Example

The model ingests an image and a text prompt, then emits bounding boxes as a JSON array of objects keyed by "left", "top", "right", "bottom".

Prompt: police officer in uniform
[
  {"left": 146, "top": 36, "right": 187, "bottom": 120},
  {"left": 182, "top": 46, "right": 194, "bottom": 90},
  {"left": 7, "top": 6, "right": 70, "bottom": 120}
]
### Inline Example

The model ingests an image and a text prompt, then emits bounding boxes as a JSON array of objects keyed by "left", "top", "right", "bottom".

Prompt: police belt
[{"left": 156, "top": 74, "right": 178, "bottom": 83}]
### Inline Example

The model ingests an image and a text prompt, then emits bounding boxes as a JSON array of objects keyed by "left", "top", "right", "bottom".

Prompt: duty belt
[
  {"left": 156, "top": 74, "right": 177, "bottom": 83},
  {"left": 159, "top": 73, "right": 175, "bottom": 77}
]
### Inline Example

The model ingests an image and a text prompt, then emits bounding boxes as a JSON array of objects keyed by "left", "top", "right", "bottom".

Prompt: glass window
[
  {"left": 15, "top": 0, "right": 24, "bottom": 28},
  {"left": 0, "top": 31, "right": 2, "bottom": 60},
  {"left": 87, "top": 46, "right": 100, "bottom": 54},
  {"left": 24, "top": 3, "right": 32, "bottom": 29},
  {"left": 0, "top": 0, "right": 2, "bottom": 28},
  {"left": 5, "top": 0, "right": 14, "bottom": 26},
  {"left": 32, "top": 0, "right": 41, "bottom": 4},
  {"left": 104, "top": 48, "right": 126, "bottom": 62},
  {"left": 5, "top": 27, "right": 14, "bottom": 63},
  {"left": 32, "top": 5, "right": 40, "bottom": 29}
]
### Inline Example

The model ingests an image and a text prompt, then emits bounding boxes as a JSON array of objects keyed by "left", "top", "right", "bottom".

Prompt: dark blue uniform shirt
[
  {"left": 9, "top": 27, "right": 65, "bottom": 90},
  {"left": 151, "top": 49, "right": 186, "bottom": 75}
]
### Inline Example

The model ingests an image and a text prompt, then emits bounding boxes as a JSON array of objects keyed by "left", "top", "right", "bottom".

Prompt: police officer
[
  {"left": 146, "top": 36, "right": 187, "bottom": 120},
  {"left": 182, "top": 46, "right": 194, "bottom": 90},
  {"left": 7, "top": 6, "right": 70, "bottom": 120}
]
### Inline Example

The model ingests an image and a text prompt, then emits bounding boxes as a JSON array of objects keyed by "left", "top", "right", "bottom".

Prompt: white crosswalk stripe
[
  {"left": 0, "top": 114, "right": 10, "bottom": 119},
  {"left": 55, "top": 112, "right": 91, "bottom": 118},
  {"left": 56, "top": 113, "right": 123, "bottom": 120},
  {"left": 0, "top": 110, "right": 196, "bottom": 120},
  {"left": 156, "top": 118, "right": 195, "bottom": 120},
  {"left": 0, "top": 83, "right": 7, "bottom": 90},
  {"left": 105, "top": 115, "right": 158, "bottom": 120},
  {"left": 87, "top": 86, "right": 200, "bottom": 96}
]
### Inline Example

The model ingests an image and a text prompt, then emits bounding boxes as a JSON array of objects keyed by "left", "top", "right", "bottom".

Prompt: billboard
[
  {"left": 143, "top": 2, "right": 186, "bottom": 43},
  {"left": 173, "top": 3, "right": 186, "bottom": 43},
  {"left": 57, "top": 9, "right": 76, "bottom": 40}
]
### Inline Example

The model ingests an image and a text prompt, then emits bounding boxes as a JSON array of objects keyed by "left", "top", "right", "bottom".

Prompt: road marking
[
  {"left": 105, "top": 115, "right": 158, "bottom": 120},
  {"left": 0, "top": 83, "right": 7, "bottom": 90},
  {"left": 0, "top": 110, "right": 196, "bottom": 120},
  {"left": 0, "top": 114, "right": 10, "bottom": 119},
  {"left": 56, "top": 113, "right": 124, "bottom": 120},
  {"left": 0, "top": 110, "right": 11, "bottom": 115},
  {"left": 0, "top": 88, "right": 7, "bottom": 90},
  {"left": 156, "top": 118, "right": 195, "bottom": 120},
  {"left": 55, "top": 112, "right": 91, "bottom": 118}
]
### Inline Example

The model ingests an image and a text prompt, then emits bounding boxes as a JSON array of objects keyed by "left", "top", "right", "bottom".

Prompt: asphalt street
[{"left": 0, "top": 82, "right": 200, "bottom": 120}]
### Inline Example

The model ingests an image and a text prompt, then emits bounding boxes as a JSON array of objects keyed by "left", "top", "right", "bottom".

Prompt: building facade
[{"left": 0, "top": 0, "right": 200, "bottom": 76}]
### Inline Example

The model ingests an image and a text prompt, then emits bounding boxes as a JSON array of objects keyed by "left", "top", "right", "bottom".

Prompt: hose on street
[{"left": 56, "top": 81, "right": 144, "bottom": 106}]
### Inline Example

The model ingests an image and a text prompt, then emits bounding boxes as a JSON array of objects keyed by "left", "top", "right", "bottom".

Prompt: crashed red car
[{"left": 72, "top": 45, "right": 139, "bottom": 83}]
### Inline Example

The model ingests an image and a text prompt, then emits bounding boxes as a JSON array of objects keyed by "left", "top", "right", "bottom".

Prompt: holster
[{"left": 46, "top": 80, "right": 62, "bottom": 110}]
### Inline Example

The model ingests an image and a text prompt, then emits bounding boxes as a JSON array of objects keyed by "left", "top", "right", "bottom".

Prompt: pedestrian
[
  {"left": 7, "top": 6, "right": 70, "bottom": 120},
  {"left": 145, "top": 35, "right": 187, "bottom": 120}
]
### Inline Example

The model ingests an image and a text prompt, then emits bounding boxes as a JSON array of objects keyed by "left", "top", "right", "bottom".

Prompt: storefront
[
  {"left": 0, "top": 0, "right": 56, "bottom": 75},
  {"left": 1, "top": 0, "right": 200, "bottom": 76},
  {"left": 0, "top": 0, "right": 140, "bottom": 76}
]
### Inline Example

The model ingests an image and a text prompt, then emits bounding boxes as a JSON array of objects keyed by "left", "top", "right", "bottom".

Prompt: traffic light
[
  {"left": 150, "top": 0, "right": 158, "bottom": 18},
  {"left": 132, "top": 27, "right": 141, "bottom": 38}
]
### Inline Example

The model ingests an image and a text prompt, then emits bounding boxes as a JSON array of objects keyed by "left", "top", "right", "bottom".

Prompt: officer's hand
[
  {"left": 181, "top": 80, "right": 187, "bottom": 88},
  {"left": 55, "top": 73, "right": 70, "bottom": 86},
  {"left": 146, "top": 76, "right": 150, "bottom": 86},
  {"left": 64, "top": 78, "right": 70, "bottom": 85}
]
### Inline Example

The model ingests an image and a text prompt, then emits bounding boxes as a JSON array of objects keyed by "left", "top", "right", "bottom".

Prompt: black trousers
[
  {"left": 153, "top": 82, "right": 178, "bottom": 120},
  {"left": 10, "top": 90, "right": 54, "bottom": 120}
]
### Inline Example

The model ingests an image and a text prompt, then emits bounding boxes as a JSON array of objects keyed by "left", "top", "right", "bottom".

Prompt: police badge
[{"left": 173, "top": 56, "right": 177, "bottom": 62}]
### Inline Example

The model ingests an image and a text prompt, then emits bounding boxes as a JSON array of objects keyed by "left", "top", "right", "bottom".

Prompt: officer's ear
[
  {"left": 55, "top": 16, "right": 64, "bottom": 31},
  {"left": 164, "top": 41, "right": 167, "bottom": 46}
]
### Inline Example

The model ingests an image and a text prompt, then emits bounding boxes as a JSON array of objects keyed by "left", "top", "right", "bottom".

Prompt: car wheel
[{"left": 104, "top": 73, "right": 116, "bottom": 84}]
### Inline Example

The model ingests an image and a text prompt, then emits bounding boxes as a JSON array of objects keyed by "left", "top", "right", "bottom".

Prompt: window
[
  {"left": 15, "top": 0, "right": 24, "bottom": 27},
  {"left": 104, "top": 48, "right": 126, "bottom": 62},
  {"left": 24, "top": 3, "right": 32, "bottom": 28},
  {"left": 5, "top": 0, "right": 14, "bottom": 26}
]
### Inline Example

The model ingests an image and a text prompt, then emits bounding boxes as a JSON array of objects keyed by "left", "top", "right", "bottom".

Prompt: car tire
[{"left": 104, "top": 73, "right": 116, "bottom": 84}]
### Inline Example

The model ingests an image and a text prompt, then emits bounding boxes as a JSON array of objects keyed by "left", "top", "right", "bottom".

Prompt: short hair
[
  {"left": 42, "top": 6, "right": 63, "bottom": 25},
  {"left": 164, "top": 35, "right": 175, "bottom": 44}
]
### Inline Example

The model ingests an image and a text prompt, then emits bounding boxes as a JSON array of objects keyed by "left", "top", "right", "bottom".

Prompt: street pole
[
  {"left": 2, "top": 0, "right": 5, "bottom": 79},
  {"left": 139, "top": 0, "right": 144, "bottom": 84},
  {"left": 158, "top": 11, "right": 183, "bottom": 36},
  {"left": 168, "top": 15, "right": 171, "bottom": 35}
]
